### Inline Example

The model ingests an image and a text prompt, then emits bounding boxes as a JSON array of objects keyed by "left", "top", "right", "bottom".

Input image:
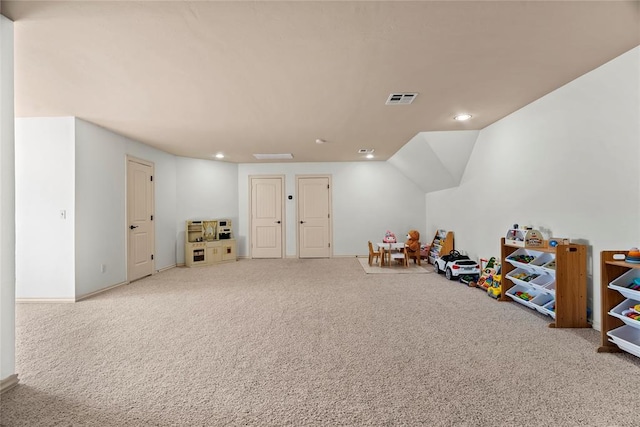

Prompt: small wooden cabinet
[
  {"left": 428, "top": 230, "right": 454, "bottom": 265},
  {"left": 185, "top": 220, "right": 236, "bottom": 267},
  {"left": 500, "top": 238, "right": 589, "bottom": 328},
  {"left": 598, "top": 251, "right": 640, "bottom": 358}
]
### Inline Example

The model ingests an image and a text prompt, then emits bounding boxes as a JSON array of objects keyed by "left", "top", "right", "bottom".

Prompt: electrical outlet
[{"left": 100, "top": 264, "right": 106, "bottom": 273}]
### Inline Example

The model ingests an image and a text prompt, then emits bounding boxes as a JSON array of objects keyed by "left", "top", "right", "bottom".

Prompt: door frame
[
  {"left": 248, "top": 175, "right": 286, "bottom": 259},
  {"left": 295, "top": 174, "right": 333, "bottom": 259},
  {"left": 126, "top": 155, "right": 155, "bottom": 281}
]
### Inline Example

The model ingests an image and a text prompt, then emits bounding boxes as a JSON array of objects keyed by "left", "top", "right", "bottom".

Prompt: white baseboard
[
  {"left": 156, "top": 264, "right": 176, "bottom": 273},
  {"left": 1, "top": 374, "right": 19, "bottom": 394},
  {"left": 16, "top": 298, "right": 75, "bottom": 303},
  {"left": 75, "top": 280, "right": 129, "bottom": 302}
]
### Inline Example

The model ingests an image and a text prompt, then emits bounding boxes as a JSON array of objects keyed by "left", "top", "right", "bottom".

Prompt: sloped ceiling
[{"left": 388, "top": 131, "right": 479, "bottom": 193}]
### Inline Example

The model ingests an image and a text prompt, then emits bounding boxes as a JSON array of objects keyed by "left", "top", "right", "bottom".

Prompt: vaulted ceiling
[{"left": 3, "top": 1, "right": 639, "bottom": 163}]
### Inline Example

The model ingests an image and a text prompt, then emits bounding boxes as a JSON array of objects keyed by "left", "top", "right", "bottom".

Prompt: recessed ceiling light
[
  {"left": 215, "top": 153, "right": 225, "bottom": 159},
  {"left": 253, "top": 153, "right": 294, "bottom": 160},
  {"left": 454, "top": 113, "right": 472, "bottom": 121},
  {"left": 365, "top": 153, "right": 374, "bottom": 159},
  {"left": 315, "top": 138, "right": 326, "bottom": 144}
]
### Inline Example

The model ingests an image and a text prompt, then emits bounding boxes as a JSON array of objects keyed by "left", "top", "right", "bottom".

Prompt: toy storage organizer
[
  {"left": 500, "top": 238, "right": 589, "bottom": 328},
  {"left": 428, "top": 230, "right": 454, "bottom": 265},
  {"left": 598, "top": 251, "right": 640, "bottom": 358}
]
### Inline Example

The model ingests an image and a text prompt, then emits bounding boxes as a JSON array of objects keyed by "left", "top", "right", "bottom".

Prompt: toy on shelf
[
  {"left": 515, "top": 291, "right": 534, "bottom": 301},
  {"left": 626, "top": 247, "right": 640, "bottom": 264},
  {"left": 506, "top": 223, "right": 547, "bottom": 248},
  {"left": 507, "top": 254, "right": 536, "bottom": 264}
]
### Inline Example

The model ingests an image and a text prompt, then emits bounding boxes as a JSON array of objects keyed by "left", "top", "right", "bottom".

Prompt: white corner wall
[
  {"left": 14, "top": 117, "right": 178, "bottom": 300},
  {"left": 74, "top": 118, "right": 177, "bottom": 298},
  {"left": 175, "top": 157, "right": 238, "bottom": 264},
  {"left": 15, "top": 117, "right": 76, "bottom": 299},
  {"left": 0, "top": 14, "right": 16, "bottom": 382},
  {"left": 238, "top": 162, "right": 426, "bottom": 257},
  {"left": 426, "top": 46, "right": 640, "bottom": 330},
  {"left": 388, "top": 130, "right": 480, "bottom": 193}
]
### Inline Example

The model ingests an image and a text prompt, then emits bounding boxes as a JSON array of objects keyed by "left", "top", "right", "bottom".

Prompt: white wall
[
  {"left": 15, "top": 117, "right": 178, "bottom": 300},
  {"left": 15, "top": 117, "right": 76, "bottom": 299},
  {"left": 175, "top": 157, "right": 239, "bottom": 264},
  {"left": 388, "top": 130, "right": 479, "bottom": 193},
  {"left": 238, "top": 162, "right": 426, "bottom": 257},
  {"left": 0, "top": 15, "right": 16, "bottom": 382},
  {"left": 74, "top": 118, "right": 177, "bottom": 298},
  {"left": 426, "top": 46, "right": 640, "bottom": 330}
]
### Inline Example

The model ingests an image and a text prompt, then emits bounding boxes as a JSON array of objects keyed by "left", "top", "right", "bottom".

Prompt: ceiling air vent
[
  {"left": 385, "top": 93, "right": 418, "bottom": 105},
  {"left": 358, "top": 149, "right": 374, "bottom": 154},
  {"left": 253, "top": 153, "right": 294, "bottom": 160}
]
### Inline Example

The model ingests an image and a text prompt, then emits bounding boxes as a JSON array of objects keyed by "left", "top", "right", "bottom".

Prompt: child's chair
[{"left": 368, "top": 241, "right": 381, "bottom": 266}]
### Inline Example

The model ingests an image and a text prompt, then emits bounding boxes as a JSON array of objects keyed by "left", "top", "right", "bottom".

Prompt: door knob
[
  {"left": 275, "top": 220, "right": 281, "bottom": 224},
  {"left": 130, "top": 225, "right": 138, "bottom": 230},
  {"left": 300, "top": 221, "right": 306, "bottom": 224}
]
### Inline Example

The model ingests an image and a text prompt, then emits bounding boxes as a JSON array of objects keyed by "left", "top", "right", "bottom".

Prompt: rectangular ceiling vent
[
  {"left": 386, "top": 93, "right": 418, "bottom": 105},
  {"left": 358, "top": 148, "right": 375, "bottom": 154},
  {"left": 253, "top": 153, "right": 294, "bottom": 160}
]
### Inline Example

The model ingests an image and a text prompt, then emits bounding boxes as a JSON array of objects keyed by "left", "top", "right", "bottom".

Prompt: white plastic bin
[
  {"left": 506, "top": 268, "right": 541, "bottom": 288},
  {"left": 505, "top": 284, "right": 539, "bottom": 309},
  {"left": 531, "top": 293, "right": 554, "bottom": 316},
  {"left": 608, "top": 269, "right": 640, "bottom": 301},
  {"left": 529, "top": 253, "right": 554, "bottom": 274},
  {"left": 543, "top": 280, "right": 556, "bottom": 294},
  {"left": 529, "top": 274, "right": 555, "bottom": 293},
  {"left": 607, "top": 325, "right": 640, "bottom": 358},
  {"left": 505, "top": 248, "right": 543, "bottom": 271},
  {"left": 541, "top": 259, "right": 556, "bottom": 273},
  {"left": 542, "top": 299, "right": 556, "bottom": 319},
  {"left": 608, "top": 298, "right": 640, "bottom": 329}
]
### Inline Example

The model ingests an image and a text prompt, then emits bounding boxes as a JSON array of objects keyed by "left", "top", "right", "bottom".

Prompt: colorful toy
[
  {"left": 487, "top": 273, "right": 502, "bottom": 299},
  {"left": 474, "top": 257, "right": 499, "bottom": 291},
  {"left": 383, "top": 230, "right": 397, "bottom": 243},
  {"left": 507, "top": 254, "right": 535, "bottom": 264},
  {"left": 626, "top": 247, "right": 640, "bottom": 264},
  {"left": 625, "top": 278, "right": 640, "bottom": 291},
  {"left": 515, "top": 291, "right": 534, "bottom": 301},
  {"left": 459, "top": 274, "right": 480, "bottom": 286}
]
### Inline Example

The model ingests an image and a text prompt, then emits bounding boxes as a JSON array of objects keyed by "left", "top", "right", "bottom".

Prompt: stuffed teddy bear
[
  {"left": 405, "top": 230, "right": 420, "bottom": 252},
  {"left": 383, "top": 230, "right": 397, "bottom": 243}
]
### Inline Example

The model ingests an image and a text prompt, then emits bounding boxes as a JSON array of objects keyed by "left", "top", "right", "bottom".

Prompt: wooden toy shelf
[
  {"left": 597, "top": 251, "right": 640, "bottom": 357},
  {"left": 428, "top": 230, "right": 454, "bottom": 265},
  {"left": 500, "top": 238, "right": 589, "bottom": 328}
]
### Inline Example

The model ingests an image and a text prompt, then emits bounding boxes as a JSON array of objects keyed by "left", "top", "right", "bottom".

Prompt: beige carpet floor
[{"left": 2, "top": 258, "right": 640, "bottom": 426}]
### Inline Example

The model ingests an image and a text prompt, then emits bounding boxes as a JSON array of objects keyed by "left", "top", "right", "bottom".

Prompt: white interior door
[
  {"left": 297, "top": 176, "right": 331, "bottom": 258},
  {"left": 251, "top": 176, "right": 284, "bottom": 258},
  {"left": 127, "top": 158, "right": 154, "bottom": 281}
]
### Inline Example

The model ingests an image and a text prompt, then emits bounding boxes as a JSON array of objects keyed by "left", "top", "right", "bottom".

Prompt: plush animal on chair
[{"left": 405, "top": 230, "right": 421, "bottom": 265}]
